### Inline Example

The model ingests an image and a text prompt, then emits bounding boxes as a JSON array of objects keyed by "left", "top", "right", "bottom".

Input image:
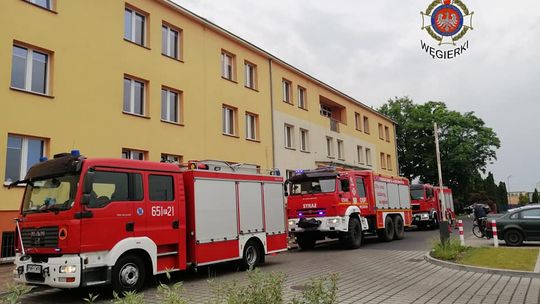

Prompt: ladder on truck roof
[{"left": 177, "top": 159, "right": 281, "bottom": 176}]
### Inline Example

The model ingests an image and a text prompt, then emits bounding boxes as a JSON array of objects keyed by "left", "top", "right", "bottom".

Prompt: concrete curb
[{"left": 424, "top": 251, "right": 540, "bottom": 278}]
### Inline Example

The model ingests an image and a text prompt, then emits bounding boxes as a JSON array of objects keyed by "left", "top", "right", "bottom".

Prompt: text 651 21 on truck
[
  {"left": 286, "top": 168, "right": 412, "bottom": 250},
  {"left": 11, "top": 151, "right": 287, "bottom": 293}
]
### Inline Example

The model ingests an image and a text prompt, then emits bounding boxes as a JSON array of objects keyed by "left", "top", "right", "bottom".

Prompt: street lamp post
[{"left": 434, "top": 123, "right": 449, "bottom": 244}]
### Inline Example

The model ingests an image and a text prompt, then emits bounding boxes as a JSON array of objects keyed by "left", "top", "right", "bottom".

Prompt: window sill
[
  {"left": 24, "top": 1, "right": 57, "bottom": 14},
  {"left": 123, "top": 111, "right": 150, "bottom": 119},
  {"left": 3, "top": 182, "right": 24, "bottom": 188},
  {"left": 338, "top": 158, "right": 345, "bottom": 161},
  {"left": 326, "top": 156, "right": 335, "bottom": 159},
  {"left": 221, "top": 76, "right": 237, "bottom": 84},
  {"left": 364, "top": 132, "right": 370, "bottom": 135},
  {"left": 124, "top": 38, "right": 151, "bottom": 50},
  {"left": 356, "top": 128, "right": 362, "bottom": 132},
  {"left": 246, "top": 138, "right": 260, "bottom": 143},
  {"left": 10, "top": 87, "right": 54, "bottom": 99},
  {"left": 245, "top": 86, "right": 259, "bottom": 92},
  {"left": 300, "top": 150, "right": 310, "bottom": 154},
  {"left": 161, "top": 53, "right": 184, "bottom": 63},
  {"left": 161, "top": 119, "right": 184, "bottom": 126},
  {"left": 298, "top": 106, "right": 308, "bottom": 111},
  {"left": 284, "top": 147, "right": 296, "bottom": 151},
  {"left": 283, "top": 100, "right": 293, "bottom": 105},
  {"left": 222, "top": 133, "right": 239, "bottom": 138}
]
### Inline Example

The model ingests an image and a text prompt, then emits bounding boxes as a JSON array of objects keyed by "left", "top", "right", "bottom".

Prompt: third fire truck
[
  {"left": 287, "top": 168, "right": 412, "bottom": 250},
  {"left": 410, "top": 184, "right": 456, "bottom": 230}
]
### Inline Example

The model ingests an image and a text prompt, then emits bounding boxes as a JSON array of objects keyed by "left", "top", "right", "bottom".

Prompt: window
[
  {"left": 122, "top": 149, "right": 145, "bottom": 160},
  {"left": 124, "top": 7, "right": 147, "bottom": 46},
  {"left": 222, "top": 105, "right": 237, "bottom": 135},
  {"left": 520, "top": 209, "right": 540, "bottom": 219},
  {"left": 26, "top": 0, "right": 52, "bottom": 10},
  {"left": 282, "top": 79, "right": 292, "bottom": 103},
  {"left": 387, "top": 154, "right": 392, "bottom": 171},
  {"left": 284, "top": 124, "right": 294, "bottom": 148},
  {"left": 149, "top": 175, "right": 174, "bottom": 201},
  {"left": 355, "top": 113, "right": 362, "bottom": 131},
  {"left": 365, "top": 148, "right": 372, "bottom": 166},
  {"left": 385, "top": 126, "right": 390, "bottom": 142},
  {"left": 4, "top": 135, "right": 45, "bottom": 183},
  {"left": 363, "top": 116, "right": 370, "bottom": 134},
  {"left": 357, "top": 146, "right": 364, "bottom": 164},
  {"left": 380, "top": 153, "right": 386, "bottom": 169},
  {"left": 87, "top": 171, "right": 143, "bottom": 208},
  {"left": 298, "top": 86, "right": 307, "bottom": 109},
  {"left": 326, "top": 137, "right": 334, "bottom": 158},
  {"left": 221, "top": 50, "right": 235, "bottom": 80},
  {"left": 300, "top": 129, "right": 309, "bottom": 152},
  {"left": 337, "top": 140, "right": 344, "bottom": 160},
  {"left": 378, "top": 123, "right": 384, "bottom": 140},
  {"left": 355, "top": 178, "right": 366, "bottom": 197},
  {"left": 1, "top": 232, "right": 15, "bottom": 259},
  {"left": 161, "top": 154, "right": 182, "bottom": 164},
  {"left": 244, "top": 61, "right": 257, "bottom": 89},
  {"left": 162, "top": 24, "right": 180, "bottom": 59},
  {"left": 11, "top": 45, "right": 49, "bottom": 95},
  {"left": 123, "top": 77, "right": 146, "bottom": 116},
  {"left": 245, "top": 113, "right": 258, "bottom": 140},
  {"left": 161, "top": 87, "right": 180, "bottom": 123},
  {"left": 320, "top": 104, "right": 332, "bottom": 118}
]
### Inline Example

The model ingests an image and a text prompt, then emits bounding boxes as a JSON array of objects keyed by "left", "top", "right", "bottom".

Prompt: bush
[
  {"left": 0, "top": 283, "right": 31, "bottom": 304},
  {"left": 112, "top": 291, "right": 145, "bottom": 304},
  {"left": 291, "top": 273, "right": 339, "bottom": 304},
  {"left": 431, "top": 238, "right": 469, "bottom": 261},
  {"left": 157, "top": 282, "right": 189, "bottom": 304}
]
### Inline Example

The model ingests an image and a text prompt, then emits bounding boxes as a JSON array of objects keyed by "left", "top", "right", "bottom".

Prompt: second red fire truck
[
  {"left": 12, "top": 152, "right": 287, "bottom": 293},
  {"left": 410, "top": 184, "right": 456, "bottom": 230},
  {"left": 286, "top": 168, "right": 412, "bottom": 250}
]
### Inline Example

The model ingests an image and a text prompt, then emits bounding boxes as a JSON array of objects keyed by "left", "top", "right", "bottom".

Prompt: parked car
[{"left": 485, "top": 204, "right": 540, "bottom": 246}]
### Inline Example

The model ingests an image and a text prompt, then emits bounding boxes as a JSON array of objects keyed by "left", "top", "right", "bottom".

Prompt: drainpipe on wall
[{"left": 269, "top": 59, "right": 276, "bottom": 169}]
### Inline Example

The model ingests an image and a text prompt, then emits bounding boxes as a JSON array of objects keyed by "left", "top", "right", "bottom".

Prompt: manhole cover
[
  {"left": 290, "top": 285, "right": 304, "bottom": 291},
  {"left": 407, "top": 258, "right": 424, "bottom": 262}
]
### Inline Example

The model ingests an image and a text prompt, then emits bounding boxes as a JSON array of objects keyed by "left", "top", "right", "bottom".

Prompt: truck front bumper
[
  {"left": 412, "top": 213, "right": 432, "bottom": 224},
  {"left": 288, "top": 216, "right": 351, "bottom": 233},
  {"left": 13, "top": 254, "right": 82, "bottom": 289}
]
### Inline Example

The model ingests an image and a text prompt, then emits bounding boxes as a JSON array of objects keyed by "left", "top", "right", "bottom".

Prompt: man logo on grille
[{"left": 30, "top": 230, "right": 45, "bottom": 246}]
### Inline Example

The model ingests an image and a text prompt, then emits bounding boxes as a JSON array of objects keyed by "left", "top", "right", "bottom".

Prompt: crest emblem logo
[{"left": 420, "top": 0, "right": 474, "bottom": 59}]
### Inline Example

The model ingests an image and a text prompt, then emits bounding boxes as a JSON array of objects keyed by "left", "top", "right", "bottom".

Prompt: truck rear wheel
[
  {"left": 378, "top": 216, "right": 395, "bottom": 242},
  {"left": 240, "top": 240, "right": 262, "bottom": 270},
  {"left": 393, "top": 216, "right": 405, "bottom": 240},
  {"left": 296, "top": 233, "right": 316, "bottom": 250},
  {"left": 339, "top": 217, "right": 362, "bottom": 249},
  {"left": 112, "top": 255, "right": 146, "bottom": 294}
]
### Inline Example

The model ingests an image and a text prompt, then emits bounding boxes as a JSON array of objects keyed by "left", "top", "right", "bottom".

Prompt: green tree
[
  {"left": 379, "top": 97, "right": 501, "bottom": 203},
  {"left": 518, "top": 194, "right": 529, "bottom": 206},
  {"left": 533, "top": 189, "right": 539, "bottom": 204},
  {"left": 497, "top": 182, "right": 509, "bottom": 211}
]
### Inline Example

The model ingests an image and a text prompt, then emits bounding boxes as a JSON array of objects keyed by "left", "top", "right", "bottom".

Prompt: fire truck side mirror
[{"left": 81, "top": 170, "right": 95, "bottom": 205}]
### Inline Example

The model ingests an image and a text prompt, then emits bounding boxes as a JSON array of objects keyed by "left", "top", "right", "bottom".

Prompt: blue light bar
[{"left": 70, "top": 150, "right": 80, "bottom": 157}]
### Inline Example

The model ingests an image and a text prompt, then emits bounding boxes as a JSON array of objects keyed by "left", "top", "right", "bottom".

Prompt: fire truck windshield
[
  {"left": 22, "top": 174, "right": 80, "bottom": 214},
  {"left": 410, "top": 189, "right": 425, "bottom": 200},
  {"left": 290, "top": 177, "right": 336, "bottom": 195}
]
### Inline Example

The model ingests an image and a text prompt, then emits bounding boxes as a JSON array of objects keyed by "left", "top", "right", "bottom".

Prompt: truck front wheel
[
  {"left": 340, "top": 217, "right": 362, "bottom": 249},
  {"left": 112, "top": 255, "right": 146, "bottom": 294},
  {"left": 296, "top": 233, "right": 316, "bottom": 250}
]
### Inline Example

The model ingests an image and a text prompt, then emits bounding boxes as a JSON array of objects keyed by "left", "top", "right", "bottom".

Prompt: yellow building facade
[{"left": 0, "top": 0, "right": 397, "bottom": 258}]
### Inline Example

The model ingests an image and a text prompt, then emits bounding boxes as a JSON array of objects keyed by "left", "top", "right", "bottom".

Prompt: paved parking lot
[{"left": 15, "top": 226, "right": 540, "bottom": 304}]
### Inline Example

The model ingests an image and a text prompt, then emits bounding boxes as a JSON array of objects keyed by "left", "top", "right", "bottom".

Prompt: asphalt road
[{"left": 16, "top": 224, "right": 540, "bottom": 303}]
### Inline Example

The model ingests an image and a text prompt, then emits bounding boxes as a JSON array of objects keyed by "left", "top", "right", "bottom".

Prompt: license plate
[{"left": 27, "top": 264, "right": 42, "bottom": 274}]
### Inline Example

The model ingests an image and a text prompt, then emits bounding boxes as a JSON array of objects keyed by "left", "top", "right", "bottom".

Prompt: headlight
[
  {"left": 288, "top": 220, "right": 296, "bottom": 227},
  {"left": 59, "top": 265, "right": 77, "bottom": 274},
  {"left": 327, "top": 218, "right": 340, "bottom": 225}
]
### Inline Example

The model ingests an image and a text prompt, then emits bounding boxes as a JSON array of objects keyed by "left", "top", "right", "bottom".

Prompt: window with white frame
[
  {"left": 27, "top": 0, "right": 53, "bottom": 10},
  {"left": 385, "top": 126, "right": 390, "bottom": 142},
  {"left": 300, "top": 129, "right": 309, "bottom": 152},
  {"left": 363, "top": 116, "right": 370, "bottom": 134},
  {"left": 357, "top": 146, "right": 364, "bottom": 164},
  {"left": 4, "top": 135, "right": 45, "bottom": 183},
  {"left": 222, "top": 105, "right": 236, "bottom": 135},
  {"left": 337, "top": 140, "right": 344, "bottom": 160},
  {"left": 244, "top": 61, "right": 257, "bottom": 89},
  {"left": 380, "top": 153, "right": 386, "bottom": 169},
  {"left": 298, "top": 86, "right": 307, "bottom": 109},
  {"left": 11, "top": 45, "right": 49, "bottom": 95},
  {"left": 387, "top": 154, "right": 392, "bottom": 171},
  {"left": 320, "top": 104, "right": 332, "bottom": 118},
  {"left": 123, "top": 77, "right": 146, "bottom": 116},
  {"left": 162, "top": 24, "right": 180, "bottom": 59},
  {"left": 122, "top": 149, "right": 145, "bottom": 160},
  {"left": 284, "top": 124, "right": 294, "bottom": 148},
  {"left": 355, "top": 113, "right": 362, "bottom": 131},
  {"left": 365, "top": 148, "right": 372, "bottom": 166},
  {"left": 161, "top": 153, "right": 182, "bottom": 164},
  {"left": 378, "top": 123, "right": 384, "bottom": 140},
  {"left": 161, "top": 88, "right": 180, "bottom": 123},
  {"left": 282, "top": 79, "right": 292, "bottom": 103},
  {"left": 124, "top": 7, "right": 147, "bottom": 46},
  {"left": 326, "top": 137, "right": 334, "bottom": 158},
  {"left": 245, "top": 113, "right": 258, "bottom": 140},
  {"left": 221, "top": 51, "right": 235, "bottom": 80}
]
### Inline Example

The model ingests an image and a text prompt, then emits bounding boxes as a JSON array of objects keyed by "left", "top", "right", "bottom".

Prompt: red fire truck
[
  {"left": 286, "top": 168, "right": 412, "bottom": 250},
  {"left": 410, "top": 184, "right": 456, "bottom": 230},
  {"left": 11, "top": 152, "right": 287, "bottom": 293}
]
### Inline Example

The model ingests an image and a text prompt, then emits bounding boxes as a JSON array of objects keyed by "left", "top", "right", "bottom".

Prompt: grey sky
[{"left": 172, "top": 0, "right": 540, "bottom": 192}]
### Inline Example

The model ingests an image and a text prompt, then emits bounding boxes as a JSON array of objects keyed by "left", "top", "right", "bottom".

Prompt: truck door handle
[
  {"left": 172, "top": 220, "right": 179, "bottom": 229},
  {"left": 126, "top": 222, "right": 134, "bottom": 232}
]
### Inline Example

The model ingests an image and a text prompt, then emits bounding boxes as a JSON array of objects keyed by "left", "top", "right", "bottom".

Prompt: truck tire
[
  {"left": 378, "top": 216, "right": 395, "bottom": 242},
  {"left": 296, "top": 233, "right": 316, "bottom": 250},
  {"left": 112, "top": 255, "right": 146, "bottom": 294},
  {"left": 339, "top": 217, "right": 362, "bottom": 249},
  {"left": 239, "top": 240, "right": 262, "bottom": 270},
  {"left": 393, "top": 216, "right": 405, "bottom": 240}
]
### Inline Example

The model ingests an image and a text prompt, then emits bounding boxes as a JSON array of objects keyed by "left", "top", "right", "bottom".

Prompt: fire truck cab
[
  {"left": 286, "top": 168, "right": 412, "bottom": 250},
  {"left": 12, "top": 152, "right": 287, "bottom": 293},
  {"left": 410, "top": 184, "right": 456, "bottom": 230}
]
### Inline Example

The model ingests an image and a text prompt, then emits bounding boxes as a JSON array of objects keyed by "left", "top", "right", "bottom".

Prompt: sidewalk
[{"left": 0, "top": 263, "right": 14, "bottom": 294}]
